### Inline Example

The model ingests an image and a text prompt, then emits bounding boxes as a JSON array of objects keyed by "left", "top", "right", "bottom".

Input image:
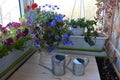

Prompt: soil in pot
[{"left": 96, "top": 57, "right": 119, "bottom": 80}]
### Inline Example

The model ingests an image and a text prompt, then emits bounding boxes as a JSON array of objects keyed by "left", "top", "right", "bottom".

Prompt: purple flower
[
  {"left": 6, "top": 22, "right": 12, "bottom": 27},
  {"left": 21, "top": 21, "right": 26, "bottom": 26},
  {"left": 2, "top": 27, "right": 8, "bottom": 34},
  {"left": 5, "top": 37, "right": 14, "bottom": 46},
  {"left": 50, "top": 20, "right": 56, "bottom": 27},
  {"left": 16, "top": 33, "right": 23, "bottom": 40},
  {"left": 0, "top": 36, "right": 2, "bottom": 39},
  {"left": 11, "top": 22, "right": 21, "bottom": 28},
  {"left": 22, "top": 28, "right": 29, "bottom": 36},
  {"left": 0, "top": 24, "right": 2, "bottom": 27}
]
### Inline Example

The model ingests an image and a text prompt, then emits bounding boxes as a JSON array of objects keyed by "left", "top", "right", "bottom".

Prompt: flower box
[
  {"left": 59, "top": 35, "right": 108, "bottom": 51},
  {"left": 0, "top": 41, "right": 35, "bottom": 80},
  {"left": 72, "top": 27, "right": 85, "bottom": 36}
]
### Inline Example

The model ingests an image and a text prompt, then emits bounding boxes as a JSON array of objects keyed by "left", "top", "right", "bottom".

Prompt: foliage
[
  {"left": 67, "top": 17, "right": 97, "bottom": 46},
  {"left": 68, "top": 19, "right": 77, "bottom": 28},
  {"left": 25, "top": 3, "right": 72, "bottom": 52},
  {"left": 95, "top": 0, "right": 117, "bottom": 25},
  {"left": 76, "top": 18, "right": 86, "bottom": 28},
  {"left": 84, "top": 20, "right": 98, "bottom": 46},
  {"left": 0, "top": 22, "right": 30, "bottom": 58},
  {"left": 68, "top": 18, "right": 86, "bottom": 28}
]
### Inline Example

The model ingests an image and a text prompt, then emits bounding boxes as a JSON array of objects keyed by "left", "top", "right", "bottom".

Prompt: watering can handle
[
  {"left": 65, "top": 55, "right": 73, "bottom": 72},
  {"left": 65, "top": 55, "right": 72, "bottom": 66}
]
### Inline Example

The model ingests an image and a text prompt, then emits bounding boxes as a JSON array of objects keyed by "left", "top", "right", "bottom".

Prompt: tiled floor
[{"left": 8, "top": 51, "right": 101, "bottom": 80}]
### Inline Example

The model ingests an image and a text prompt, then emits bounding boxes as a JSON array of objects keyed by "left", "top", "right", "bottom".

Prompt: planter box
[
  {"left": 59, "top": 35, "right": 108, "bottom": 51},
  {"left": 72, "top": 27, "right": 85, "bottom": 36},
  {"left": 0, "top": 41, "right": 34, "bottom": 80}
]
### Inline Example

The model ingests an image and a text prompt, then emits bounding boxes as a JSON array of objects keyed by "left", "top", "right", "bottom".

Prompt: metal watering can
[
  {"left": 51, "top": 54, "right": 67, "bottom": 76},
  {"left": 39, "top": 54, "right": 70, "bottom": 76},
  {"left": 39, "top": 54, "right": 89, "bottom": 76},
  {"left": 72, "top": 57, "right": 89, "bottom": 76}
]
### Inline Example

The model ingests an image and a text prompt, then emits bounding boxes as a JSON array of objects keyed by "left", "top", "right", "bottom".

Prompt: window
[{"left": 0, "top": 0, "right": 20, "bottom": 26}]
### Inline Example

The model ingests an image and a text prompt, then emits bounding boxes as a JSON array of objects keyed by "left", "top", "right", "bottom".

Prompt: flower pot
[
  {"left": 59, "top": 35, "right": 108, "bottom": 51},
  {"left": 72, "top": 26, "right": 85, "bottom": 36},
  {"left": 0, "top": 41, "right": 33, "bottom": 79}
]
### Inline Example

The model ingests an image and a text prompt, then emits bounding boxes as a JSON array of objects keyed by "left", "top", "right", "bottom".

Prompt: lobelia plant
[{"left": 25, "top": 3, "right": 72, "bottom": 53}]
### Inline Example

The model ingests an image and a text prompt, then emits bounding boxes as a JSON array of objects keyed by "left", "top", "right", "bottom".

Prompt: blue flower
[
  {"left": 68, "top": 40, "right": 74, "bottom": 45},
  {"left": 50, "top": 20, "right": 56, "bottom": 27},
  {"left": 55, "top": 15, "right": 63, "bottom": 23},
  {"left": 48, "top": 34, "right": 51, "bottom": 37},
  {"left": 54, "top": 5, "right": 57, "bottom": 7},
  {"left": 48, "top": 5, "right": 51, "bottom": 8},
  {"left": 31, "top": 31, "right": 35, "bottom": 34},
  {"left": 57, "top": 7, "right": 60, "bottom": 10},
  {"left": 48, "top": 46, "right": 56, "bottom": 53},
  {"left": 55, "top": 35, "right": 60, "bottom": 40},
  {"left": 42, "top": 10, "right": 46, "bottom": 14},
  {"left": 34, "top": 44, "right": 39, "bottom": 48},
  {"left": 63, "top": 33, "right": 69, "bottom": 39},
  {"left": 37, "top": 41, "right": 42, "bottom": 44},
  {"left": 45, "top": 4, "right": 48, "bottom": 6},
  {"left": 70, "top": 29, "right": 74, "bottom": 35},
  {"left": 27, "top": 10, "right": 34, "bottom": 15},
  {"left": 58, "top": 26, "right": 62, "bottom": 30},
  {"left": 62, "top": 39, "right": 68, "bottom": 45}
]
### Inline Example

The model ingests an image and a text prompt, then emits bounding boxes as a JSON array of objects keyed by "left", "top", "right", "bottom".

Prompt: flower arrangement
[
  {"left": 25, "top": 3, "right": 72, "bottom": 52},
  {"left": 0, "top": 22, "right": 30, "bottom": 58}
]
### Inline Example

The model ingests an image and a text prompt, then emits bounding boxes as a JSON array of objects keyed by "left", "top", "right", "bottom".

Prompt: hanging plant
[{"left": 95, "top": 0, "right": 118, "bottom": 33}]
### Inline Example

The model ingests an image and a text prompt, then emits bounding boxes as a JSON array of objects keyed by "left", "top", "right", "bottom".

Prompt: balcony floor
[{"left": 8, "top": 51, "right": 101, "bottom": 80}]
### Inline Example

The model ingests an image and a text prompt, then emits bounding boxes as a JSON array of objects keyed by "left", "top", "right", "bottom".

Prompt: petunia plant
[
  {"left": 0, "top": 22, "right": 30, "bottom": 58},
  {"left": 25, "top": 3, "right": 72, "bottom": 52}
]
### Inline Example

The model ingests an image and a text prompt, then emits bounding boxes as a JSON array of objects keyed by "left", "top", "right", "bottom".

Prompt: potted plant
[
  {"left": 68, "top": 18, "right": 86, "bottom": 36},
  {"left": 59, "top": 19, "right": 108, "bottom": 51},
  {"left": 25, "top": 3, "right": 72, "bottom": 53},
  {"left": 0, "top": 22, "right": 34, "bottom": 80}
]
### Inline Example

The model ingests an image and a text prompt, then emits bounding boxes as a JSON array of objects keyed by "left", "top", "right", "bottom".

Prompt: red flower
[
  {"left": 31, "top": 3, "right": 38, "bottom": 10},
  {"left": 27, "top": 5, "right": 31, "bottom": 10},
  {"left": 37, "top": 8, "right": 41, "bottom": 13}
]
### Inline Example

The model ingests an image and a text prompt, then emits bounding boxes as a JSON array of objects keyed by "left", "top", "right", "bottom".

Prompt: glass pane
[{"left": 0, "top": 0, "right": 20, "bottom": 26}]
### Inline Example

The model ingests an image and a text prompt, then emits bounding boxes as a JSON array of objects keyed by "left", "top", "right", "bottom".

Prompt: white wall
[{"left": 34, "top": 0, "right": 97, "bottom": 19}]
